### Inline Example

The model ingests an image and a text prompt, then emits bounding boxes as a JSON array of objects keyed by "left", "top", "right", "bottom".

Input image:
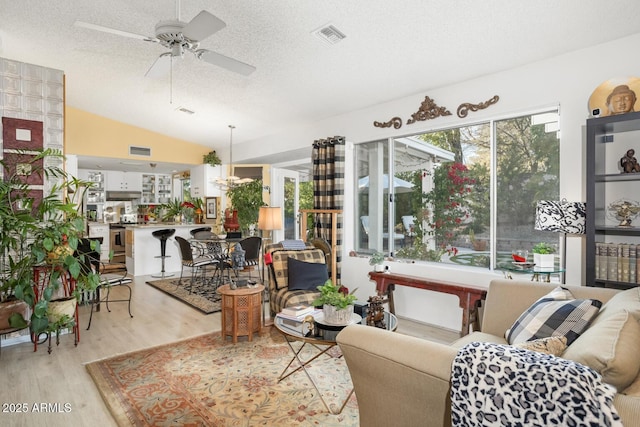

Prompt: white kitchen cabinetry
[
  {"left": 190, "top": 165, "right": 224, "bottom": 198},
  {"left": 106, "top": 171, "right": 142, "bottom": 192},
  {"left": 141, "top": 173, "right": 172, "bottom": 204},
  {"left": 78, "top": 170, "right": 106, "bottom": 204},
  {"left": 88, "top": 223, "right": 110, "bottom": 261}
]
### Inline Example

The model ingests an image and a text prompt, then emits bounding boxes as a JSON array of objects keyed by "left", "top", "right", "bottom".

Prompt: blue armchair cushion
[{"left": 287, "top": 257, "right": 329, "bottom": 291}]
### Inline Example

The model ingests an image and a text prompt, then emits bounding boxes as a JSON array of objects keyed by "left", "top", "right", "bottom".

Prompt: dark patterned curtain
[{"left": 312, "top": 136, "right": 345, "bottom": 284}]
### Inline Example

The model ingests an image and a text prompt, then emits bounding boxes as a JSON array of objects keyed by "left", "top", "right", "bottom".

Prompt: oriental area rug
[
  {"left": 146, "top": 278, "right": 222, "bottom": 314},
  {"left": 86, "top": 327, "right": 358, "bottom": 426}
]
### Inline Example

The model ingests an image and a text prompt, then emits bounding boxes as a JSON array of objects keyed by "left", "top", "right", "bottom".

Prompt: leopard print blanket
[{"left": 451, "top": 341, "right": 622, "bottom": 426}]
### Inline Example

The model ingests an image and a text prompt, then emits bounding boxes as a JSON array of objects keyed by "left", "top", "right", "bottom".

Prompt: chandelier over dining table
[{"left": 215, "top": 124, "right": 253, "bottom": 189}]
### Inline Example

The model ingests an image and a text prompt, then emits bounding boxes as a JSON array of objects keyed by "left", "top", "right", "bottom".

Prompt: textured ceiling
[{"left": 1, "top": 0, "right": 640, "bottom": 172}]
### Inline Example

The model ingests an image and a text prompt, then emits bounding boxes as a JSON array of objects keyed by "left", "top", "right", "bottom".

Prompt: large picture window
[{"left": 355, "top": 108, "right": 560, "bottom": 270}]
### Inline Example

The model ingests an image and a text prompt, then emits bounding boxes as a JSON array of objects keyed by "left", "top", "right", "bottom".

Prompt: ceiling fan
[{"left": 74, "top": 0, "right": 256, "bottom": 77}]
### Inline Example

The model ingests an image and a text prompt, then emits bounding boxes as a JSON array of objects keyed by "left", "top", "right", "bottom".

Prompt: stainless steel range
[{"left": 109, "top": 225, "right": 126, "bottom": 263}]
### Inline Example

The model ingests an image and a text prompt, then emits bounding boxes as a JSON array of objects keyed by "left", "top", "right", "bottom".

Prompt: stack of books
[
  {"left": 275, "top": 305, "right": 321, "bottom": 336},
  {"left": 281, "top": 304, "right": 315, "bottom": 318}
]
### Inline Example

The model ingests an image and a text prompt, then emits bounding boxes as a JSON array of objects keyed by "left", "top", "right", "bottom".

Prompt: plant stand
[{"left": 32, "top": 266, "right": 80, "bottom": 352}]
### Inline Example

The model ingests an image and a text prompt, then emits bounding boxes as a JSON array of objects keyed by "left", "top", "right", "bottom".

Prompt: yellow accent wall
[{"left": 65, "top": 106, "right": 209, "bottom": 164}]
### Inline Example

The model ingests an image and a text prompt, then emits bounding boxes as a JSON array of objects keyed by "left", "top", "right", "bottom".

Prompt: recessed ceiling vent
[
  {"left": 129, "top": 146, "right": 152, "bottom": 157},
  {"left": 176, "top": 106, "right": 195, "bottom": 115},
  {"left": 312, "top": 24, "right": 346, "bottom": 45}
]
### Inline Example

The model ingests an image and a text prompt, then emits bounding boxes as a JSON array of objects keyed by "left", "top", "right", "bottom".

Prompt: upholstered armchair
[{"left": 264, "top": 242, "right": 329, "bottom": 316}]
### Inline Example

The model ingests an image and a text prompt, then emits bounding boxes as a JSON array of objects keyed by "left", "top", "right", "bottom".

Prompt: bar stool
[{"left": 151, "top": 229, "right": 176, "bottom": 278}]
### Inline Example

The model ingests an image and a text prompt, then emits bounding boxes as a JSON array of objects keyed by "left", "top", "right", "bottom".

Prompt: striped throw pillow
[{"left": 506, "top": 286, "right": 602, "bottom": 345}]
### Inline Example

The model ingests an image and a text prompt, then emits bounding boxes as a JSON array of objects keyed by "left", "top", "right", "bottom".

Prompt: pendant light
[{"left": 216, "top": 125, "right": 253, "bottom": 189}]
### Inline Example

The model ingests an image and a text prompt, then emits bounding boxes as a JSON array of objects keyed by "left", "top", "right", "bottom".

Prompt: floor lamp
[
  {"left": 258, "top": 206, "right": 283, "bottom": 283},
  {"left": 534, "top": 200, "right": 586, "bottom": 284}
]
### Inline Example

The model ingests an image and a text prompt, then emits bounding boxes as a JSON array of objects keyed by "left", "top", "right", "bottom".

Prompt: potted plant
[
  {"left": 227, "top": 180, "right": 266, "bottom": 234},
  {"left": 312, "top": 280, "right": 358, "bottom": 325},
  {"left": 161, "top": 198, "right": 183, "bottom": 222},
  {"left": 369, "top": 251, "right": 386, "bottom": 272},
  {"left": 532, "top": 242, "right": 556, "bottom": 268},
  {"left": 191, "top": 197, "right": 205, "bottom": 224},
  {"left": 203, "top": 150, "right": 222, "bottom": 167},
  {"left": 0, "top": 149, "right": 101, "bottom": 340}
]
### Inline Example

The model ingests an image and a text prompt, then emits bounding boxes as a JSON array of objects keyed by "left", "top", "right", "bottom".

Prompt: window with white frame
[{"left": 355, "top": 108, "right": 560, "bottom": 270}]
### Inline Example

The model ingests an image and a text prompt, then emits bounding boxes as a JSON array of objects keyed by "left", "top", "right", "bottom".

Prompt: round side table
[{"left": 217, "top": 284, "right": 264, "bottom": 343}]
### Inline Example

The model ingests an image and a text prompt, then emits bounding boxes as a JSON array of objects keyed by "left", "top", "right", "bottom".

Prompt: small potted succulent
[
  {"left": 532, "top": 242, "right": 556, "bottom": 268},
  {"left": 369, "top": 251, "right": 386, "bottom": 272},
  {"left": 312, "top": 280, "right": 358, "bottom": 325}
]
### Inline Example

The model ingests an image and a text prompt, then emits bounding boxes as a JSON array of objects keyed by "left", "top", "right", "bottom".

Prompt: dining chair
[
  {"left": 236, "top": 236, "right": 262, "bottom": 281},
  {"left": 76, "top": 238, "right": 133, "bottom": 331},
  {"left": 174, "top": 236, "right": 219, "bottom": 293}
]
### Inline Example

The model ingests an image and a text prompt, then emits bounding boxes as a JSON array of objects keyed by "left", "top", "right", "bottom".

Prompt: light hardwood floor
[{"left": 0, "top": 274, "right": 458, "bottom": 427}]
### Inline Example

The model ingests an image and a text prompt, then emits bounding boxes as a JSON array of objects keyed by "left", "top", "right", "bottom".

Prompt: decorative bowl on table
[{"left": 511, "top": 250, "right": 529, "bottom": 263}]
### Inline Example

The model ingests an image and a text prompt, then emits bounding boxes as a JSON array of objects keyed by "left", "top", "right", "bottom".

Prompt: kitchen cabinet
[
  {"left": 190, "top": 164, "right": 224, "bottom": 198},
  {"left": 79, "top": 170, "right": 106, "bottom": 204},
  {"left": 106, "top": 171, "right": 142, "bottom": 192},
  {"left": 141, "top": 173, "right": 172, "bottom": 204},
  {"left": 586, "top": 110, "right": 640, "bottom": 289}
]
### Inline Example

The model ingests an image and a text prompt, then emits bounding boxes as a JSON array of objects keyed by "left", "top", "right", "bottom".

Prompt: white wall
[{"left": 241, "top": 32, "right": 640, "bottom": 330}]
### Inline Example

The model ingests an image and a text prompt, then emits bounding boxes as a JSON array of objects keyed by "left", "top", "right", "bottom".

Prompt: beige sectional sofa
[{"left": 337, "top": 279, "right": 640, "bottom": 427}]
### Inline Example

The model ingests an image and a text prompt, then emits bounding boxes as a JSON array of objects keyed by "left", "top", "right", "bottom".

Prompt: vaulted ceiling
[{"left": 1, "top": 0, "right": 639, "bottom": 172}]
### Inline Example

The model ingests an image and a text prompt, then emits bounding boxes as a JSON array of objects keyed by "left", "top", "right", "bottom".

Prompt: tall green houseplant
[
  {"left": 0, "top": 149, "right": 101, "bottom": 335},
  {"left": 227, "top": 180, "right": 266, "bottom": 234}
]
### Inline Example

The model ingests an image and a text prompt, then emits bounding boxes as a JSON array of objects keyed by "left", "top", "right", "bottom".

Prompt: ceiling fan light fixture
[
  {"left": 171, "top": 43, "right": 184, "bottom": 57},
  {"left": 76, "top": 0, "right": 255, "bottom": 79}
]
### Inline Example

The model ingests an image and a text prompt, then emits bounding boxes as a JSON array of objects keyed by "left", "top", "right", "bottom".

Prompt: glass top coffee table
[
  {"left": 498, "top": 262, "right": 565, "bottom": 282},
  {"left": 274, "top": 310, "right": 397, "bottom": 414}
]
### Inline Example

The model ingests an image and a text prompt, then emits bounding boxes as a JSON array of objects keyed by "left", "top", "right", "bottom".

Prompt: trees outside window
[{"left": 355, "top": 108, "right": 559, "bottom": 270}]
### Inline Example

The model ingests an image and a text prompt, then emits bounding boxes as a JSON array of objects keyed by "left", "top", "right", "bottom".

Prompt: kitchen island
[{"left": 125, "top": 223, "right": 206, "bottom": 276}]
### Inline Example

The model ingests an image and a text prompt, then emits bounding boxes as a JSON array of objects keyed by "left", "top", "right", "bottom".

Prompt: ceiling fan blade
[
  {"left": 74, "top": 20, "right": 156, "bottom": 42},
  {"left": 145, "top": 54, "right": 173, "bottom": 78},
  {"left": 182, "top": 11, "right": 226, "bottom": 42},
  {"left": 197, "top": 49, "right": 256, "bottom": 76}
]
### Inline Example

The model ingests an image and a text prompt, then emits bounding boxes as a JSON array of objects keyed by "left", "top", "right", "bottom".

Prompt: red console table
[{"left": 368, "top": 271, "right": 487, "bottom": 336}]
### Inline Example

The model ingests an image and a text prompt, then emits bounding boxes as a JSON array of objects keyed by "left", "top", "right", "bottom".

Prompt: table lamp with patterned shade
[{"left": 534, "top": 200, "right": 586, "bottom": 283}]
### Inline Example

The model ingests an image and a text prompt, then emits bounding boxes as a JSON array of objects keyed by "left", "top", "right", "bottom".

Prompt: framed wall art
[{"left": 206, "top": 197, "right": 217, "bottom": 219}]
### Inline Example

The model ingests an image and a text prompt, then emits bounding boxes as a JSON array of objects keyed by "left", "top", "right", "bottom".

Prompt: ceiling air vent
[
  {"left": 176, "top": 106, "right": 195, "bottom": 115},
  {"left": 312, "top": 24, "right": 346, "bottom": 45},
  {"left": 129, "top": 146, "right": 151, "bottom": 157}
]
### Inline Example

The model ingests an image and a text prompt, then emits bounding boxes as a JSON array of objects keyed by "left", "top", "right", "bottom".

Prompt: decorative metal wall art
[
  {"left": 456, "top": 95, "right": 500, "bottom": 118},
  {"left": 373, "top": 116, "right": 403, "bottom": 129},
  {"left": 373, "top": 94, "right": 500, "bottom": 129},
  {"left": 407, "top": 96, "right": 452, "bottom": 124}
]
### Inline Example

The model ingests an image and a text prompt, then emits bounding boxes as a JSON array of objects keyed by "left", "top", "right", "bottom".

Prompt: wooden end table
[{"left": 218, "top": 284, "right": 264, "bottom": 343}]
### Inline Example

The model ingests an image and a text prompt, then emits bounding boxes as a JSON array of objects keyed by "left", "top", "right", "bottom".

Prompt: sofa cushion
[
  {"left": 594, "top": 287, "right": 640, "bottom": 323},
  {"left": 269, "top": 248, "right": 326, "bottom": 290},
  {"left": 506, "top": 286, "right": 602, "bottom": 345},
  {"left": 287, "top": 257, "right": 329, "bottom": 291},
  {"left": 513, "top": 336, "right": 567, "bottom": 356},
  {"left": 563, "top": 309, "right": 640, "bottom": 391}
]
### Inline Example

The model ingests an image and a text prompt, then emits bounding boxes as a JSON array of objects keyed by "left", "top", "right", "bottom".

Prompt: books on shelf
[
  {"left": 595, "top": 242, "right": 640, "bottom": 284},
  {"left": 281, "top": 304, "right": 315, "bottom": 317}
]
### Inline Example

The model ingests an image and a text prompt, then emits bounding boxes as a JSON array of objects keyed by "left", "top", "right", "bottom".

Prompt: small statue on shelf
[
  {"left": 620, "top": 149, "right": 640, "bottom": 173},
  {"left": 608, "top": 199, "right": 640, "bottom": 227},
  {"left": 366, "top": 295, "right": 386, "bottom": 329}
]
